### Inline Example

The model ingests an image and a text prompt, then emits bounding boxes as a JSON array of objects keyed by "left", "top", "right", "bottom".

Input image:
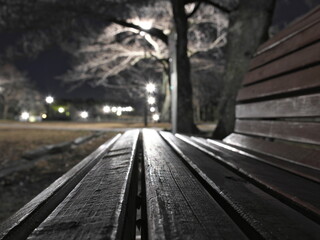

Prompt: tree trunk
[
  {"left": 160, "top": 75, "right": 171, "bottom": 122},
  {"left": 212, "top": 0, "right": 276, "bottom": 139},
  {"left": 171, "top": 0, "right": 198, "bottom": 133}
]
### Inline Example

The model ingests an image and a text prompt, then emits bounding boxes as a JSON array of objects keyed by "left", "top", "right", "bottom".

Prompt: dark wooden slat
[
  {"left": 161, "top": 132, "right": 320, "bottom": 239},
  {"left": 194, "top": 137, "right": 320, "bottom": 184},
  {"left": 235, "top": 120, "right": 320, "bottom": 145},
  {"left": 142, "top": 129, "right": 247, "bottom": 240},
  {"left": 27, "top": 130, "right": 140, "bottom": 240},
  {"left": 250, "top": 19, "right": 320, "bottom": 70},
  {"left": 0, "top": 134, "right": 121, "bottom": 240},
  {"left": 181, "top": 135, "right": 320, "bottom": 222},
  {"left": 224, "top": 133, "right": 320, "bottom": 170},
  {"left": 243, "top": 41, "right": 320, "bottom": 85},
  {"left": 236, "top": 93, "right": 320, "bottom": 118},
  {"left": 257, "top": 6, "right": 320, "bottom": 53},
  {"left": 237, "top": 65, "right": 320, "bottom": 101}
]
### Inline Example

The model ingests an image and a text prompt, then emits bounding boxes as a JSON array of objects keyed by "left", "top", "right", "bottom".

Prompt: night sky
[{"left": 2, "top": 0, "right": 319, "bottom": 101}]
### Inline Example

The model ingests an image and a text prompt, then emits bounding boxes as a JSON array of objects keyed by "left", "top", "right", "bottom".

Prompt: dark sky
[{"left": 2, "top": 0, "right": 320, "bottom": 101}]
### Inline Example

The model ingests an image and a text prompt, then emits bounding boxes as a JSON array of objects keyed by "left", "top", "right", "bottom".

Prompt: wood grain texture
[
  {"left": 236, "top": 93, "right": 320, "bottom": 118},
  {"left": 243, "top": 41, "right": 320, "bottom": 85},
  {"left": 237, "top": 65, "right": 320, "bottom": 101},
  {"left": 27, "top": 130, "right": 140, "bottom": 240},
  {"left": 161, "top": 132, "right": 320, "bottom": 239},
  {"left": 224, "top": 133, "right": 320, "bottom": 170},
  {"left": 143, "top": 129, "right": 247, "bottom": 240},
  {"left": 250, "top": 19, "right": 320, "bottom": 70},
  {"left": 257, "top": 6, "right": 320, "bottom": 53},
  {"left": 0, "top": 134, "right": 121, "bottom": 240},
  {"left": 235, "top": 120, "right": 320, "bottom": 145}
]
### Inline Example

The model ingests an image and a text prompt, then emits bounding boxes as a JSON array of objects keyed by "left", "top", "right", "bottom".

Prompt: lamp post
[
  {"left": 45, "top": 96, "right": 54, "bottom": 120},
  {"left": 145, "top": 82, "right": 156, "bottom": 127}
]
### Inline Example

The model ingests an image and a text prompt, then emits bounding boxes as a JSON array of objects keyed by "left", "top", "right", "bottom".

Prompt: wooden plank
[
  {"left": 27, "top": 130, "right": 140, "bottom": 240},
  {"left": 257, "top": 6, "right": 320, "bottom": 53},
  {"left": 236, "top": 93, "right": 320, "bottom": 118},
  {"left": 180, "top": 134, "right": 320, "bottom": 222},
  {"left": 243, "top": 41, "right": 320, "bottom": 85},
  {"left": 223, "top": 133, "right": 320, "bottom": 170},
  {"left": 194, "top": 136, "right": 320, "bottom": 184},
  {"left": 0, "top": 134, "right": 121, "bottom": 240},
  {"left": 142, "top": 129, "right": 247, "bottom": 240},
  {"left": 235, "top": 120, "right": 320, "bottom": 145},
  {"left": 237, "top": 65, "right": 320, "bottom": 101},
  {"left": 161, "top": 132, "right": 320, "bottom": 238},
  {"left": 250, "top": 19, "right": 320, "bottom": 70}
]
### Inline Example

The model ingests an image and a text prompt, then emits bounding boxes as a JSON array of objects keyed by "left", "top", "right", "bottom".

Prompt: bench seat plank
[
  {"left": 28, "top": 130, "right": 140, "bottom": 240},
  {"left": 244, "top": 41, "right": 320, "bottom": 85},
  {"left": 224, "top": 133, "right": 320, "bottom": 170},
  {"left": 250, "top": 19, "right": 320, "bottom": 70},
  {"left": 237, "top": 65, "right": 320, "bottom": 101},
  {"left": 142, "top": 129, "right": 247, "bottom": 240},
  {"left": 0, "top": 134, "right": 121, "bottom": 240},
  {"left": 235, "top": 119, "right": 320, "bottom": 145},
  {"left": 179, "top": 135, "right": 320, "bottom": 219},
  {"left": 160, "top": 131, "right": 320, "bottom": 239},
  {"left": 236, "top": 93, "right": 320, "bottom": 118}
]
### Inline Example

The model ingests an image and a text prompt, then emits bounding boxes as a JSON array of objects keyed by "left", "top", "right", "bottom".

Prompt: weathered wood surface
[
  {"left": 234, "top": 120, "right": 320, "bottom": 145},
  {"left": 160, "top": 131, "right": 320, "bottom": 239},
  {"left": 174, "top": 134, "right": 320, "bottom": 221},
  {"left": 250, "top": 19, "right": 320, "bottom": 70},
  {"left": 0, "top": 134, "right": 121, "bottom": 240},
  {"left": 243, "top": 41, "right": 320, "bottom": 85},
  {"left": 142, "top": 129, "right": 247, "bottom": 240},
  {"left": 256, "top": 6, "right": 320, "bottom": 55},
  {"left": 224, "top": 133, "right": 320, "bottom": 171},
  {"left": 27, "top": 130, "right": 139, "bottom": 240},
  {"left": 236, "top": 93, "right": 320, "bottom": 118},
  {"left": 237, "top": 65, "right": 320, "bottom": 101}
]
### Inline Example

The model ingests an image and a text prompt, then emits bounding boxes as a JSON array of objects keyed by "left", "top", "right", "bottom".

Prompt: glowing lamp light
[
  {"left": 21, "top": 112, "right": 30, "bottom": 120},
  {"left": 150, "top": 107, "right": 156, "bottom": 112},
  {"left": 45, "top": 96, "right": 54, "bottom": 104},
  {"left": 147, "top": 96, "right": 156, "bottom": 105},
  {"left": 41, "top": 114, "right": 47, "bottom": 119},
  {"left": 140, "top": 21, "right": 152, "bottom": 30},
  {"left": 80, "top": 111, "right": 88, "bottom": 119},
  {"left": 58, "top": 107, "right": 65, "bottom": 113},
  {"left": 116, "top": 110, "right": 122, "bottom": 116},
  {"left": 111, "top": 106, "right": 117, "bottom": 113},
  {"left": 152, "top": 114, "right": 160, "bottom": 121},
  {"left": 103, "top": 105, "right": 111, "bottom": 113},
  {"left": 146, "top": 82, "right": 156, "bottom": 93}
]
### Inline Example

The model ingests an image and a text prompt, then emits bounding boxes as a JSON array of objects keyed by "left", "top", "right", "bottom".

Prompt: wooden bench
[{"left": 1, "top": 7, "right": 320, "bottom": 240}]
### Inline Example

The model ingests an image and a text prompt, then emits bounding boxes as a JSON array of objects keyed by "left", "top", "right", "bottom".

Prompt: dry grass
[
  {"left": 0, "top": 128, "right": 91, "bottom": 166},
  {"left": 0, "top": 131, "right": 118, "bottom": 223}
]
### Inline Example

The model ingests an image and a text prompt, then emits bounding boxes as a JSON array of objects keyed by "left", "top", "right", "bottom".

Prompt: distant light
[
  {"left": 146, "top": 82, "right": 156, "bottom": 93},
  {"left": 58, "top": 107, "right": 65, "bottom": 113},
  {"left": 125, "top": 106, "right": 134, "bottom": 112},
  {"left": 111, "top": 106, "right": 117, "bottom": 113},
  {"left": 139, "top": 31, "right": 146, "bottom": 37},
  {"left": 29, "top": 116, "right": 36, "bottom": 122},
  {"left": 150, "top": 107, "right": 156, "bottom": 112},
  {"left": 45, "top": 96, "right": 54, "bottom": 104},
  {"left": 21, "top": 112, "right": 30, "bottom": 120},
  {"left": 41, "top": 114, "right": 47, "bottom": 119},
  {"left": 116, "top": 110, "right": 122, "bottom": 116},
  {"left": 152, "top": 114, "right": 160, "bottom": 121},
  {"left": 147, "top": 96, "right": 156, "bottom": 105},
  {"left": 80, "top": 111, "right": 88, "bottom": 119},
  {"left": 140, "top": 21, "right": 152, "bottom": 30},
  {"left": 103, "top": 105, "right": 111, "bottom": 113}
]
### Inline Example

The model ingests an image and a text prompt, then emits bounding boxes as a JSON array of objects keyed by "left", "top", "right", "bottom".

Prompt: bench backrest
[{"left": 224, "top": 6, "right": 320, "bottom": 169}]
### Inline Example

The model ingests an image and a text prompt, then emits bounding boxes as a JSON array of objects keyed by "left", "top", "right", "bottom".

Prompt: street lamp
[
  {"left": 45, "top": 96, "right": 54, "bottom": 104},
  {"left": 80, "top": 111, "right": 88, "bottom": 119},
  {"left": 147, "top": 96, "right": 156, "bottom": 105},
  {"left": 146, "top": 82, "right": 156, "bottom": 93}
]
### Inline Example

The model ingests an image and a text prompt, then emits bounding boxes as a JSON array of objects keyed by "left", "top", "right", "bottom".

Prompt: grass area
[
  {"left": 0, "top": 128, "right": 92, "bottom": 167},
  {"left": 0, "top": 128, "right": 118, "bottom": 223}
]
